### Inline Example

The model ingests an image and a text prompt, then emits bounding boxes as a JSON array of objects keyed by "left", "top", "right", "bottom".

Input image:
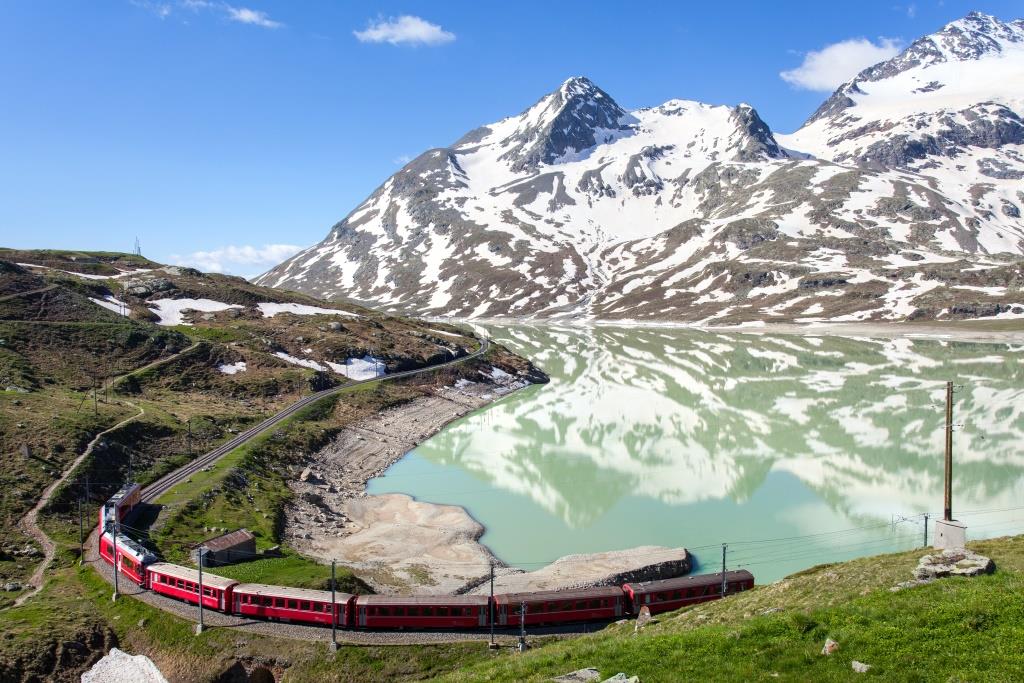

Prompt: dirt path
[
  {"left": 0, "top": 283, "right": 59, "bottom": 303},
  {"left": 13, "top": 402, "right": 145, "bottom": 607}
]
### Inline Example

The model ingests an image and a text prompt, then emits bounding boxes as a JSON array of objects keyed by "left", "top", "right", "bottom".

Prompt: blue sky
[{"left": 1, "top": 1, "right": 1019, "bottom": 277}]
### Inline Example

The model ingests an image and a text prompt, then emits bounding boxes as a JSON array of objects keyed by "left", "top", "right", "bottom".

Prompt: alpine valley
[{"left": 257, "top": 12, "right": 1024, "bottom": 325}]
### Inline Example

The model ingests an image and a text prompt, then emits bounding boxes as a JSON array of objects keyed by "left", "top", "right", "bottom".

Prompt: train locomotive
[{"left": 98, "top": 483, "right": 754, "bottom": 630}]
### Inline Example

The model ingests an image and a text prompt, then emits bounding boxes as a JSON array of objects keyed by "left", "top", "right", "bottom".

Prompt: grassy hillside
[
  {"left": 435, "top": 535, "right": 1024, "bottom": 683},
  {"left": 0, "top": 248, "right": 541, "bottom": 679}
]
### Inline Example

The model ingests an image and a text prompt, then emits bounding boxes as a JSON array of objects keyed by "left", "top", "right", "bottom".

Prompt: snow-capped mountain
[{"left": 258, "top": 13, "right": 1024, "bottom": 324}]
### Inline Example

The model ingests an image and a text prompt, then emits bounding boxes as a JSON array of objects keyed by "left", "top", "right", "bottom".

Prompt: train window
[
  {"left": 423, "top": 607, "right": 433, "bottom": 616},
  {"left": 575, "top": 601, "right": 586, "bottom": 610},
  {"left": 301, "top": 601, "right": 311, "bottom": 611},
  {"left": 589, "top": 600, "right": 600, "bottom": 609},
  {"left": 436, "top": 607, "right": 448, "bottom": 617},
  {"left": 312, "top": 603, "right": 322, "bottom": 613},
  {"left": 288, "top": 600, "right": 298, "bottom": 610}
]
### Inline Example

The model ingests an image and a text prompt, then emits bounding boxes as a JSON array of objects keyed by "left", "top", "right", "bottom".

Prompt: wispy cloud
[
  {"left": 393, "top": 154, "right": 414, "bottom": 165},
  {"left": 225, "top": 6, "right": 281, "bottom": 28},
  {"left": 170, "top": 244, "right": 303, "bottom": 277},
  {"left": 354, "top": 15, "right": 455, "bottom": 46},
  {"left": 780, "top": 37, "right": 902, "bottom": 91},
  {"left": 133, "top": 1, "right": 283, "bottom": 29}
]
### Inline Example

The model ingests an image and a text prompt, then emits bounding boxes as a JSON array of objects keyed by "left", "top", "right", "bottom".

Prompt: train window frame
[
  {"left": 301, "top": 601, "right": 311, "bottom": 612},
  {"left": 423, "top": 607, "right": 434, "bottom": 617}
]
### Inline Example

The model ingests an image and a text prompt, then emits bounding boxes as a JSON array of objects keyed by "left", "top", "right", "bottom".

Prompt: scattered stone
[
  {"left": 3, "top": 582, "right": 22, "bottom": 592},
  {"left": 601, "top": 675, "right": 639, "bottom": 683},
  {"left": 634, "top": 605, "right": 653, "bottom": 633},
  {"left": 851, "top": 661, "right": 872, "bottom": 673},
  {"left": 759, "top": 607, "right": 783, "bottom": 615},
  {"left": 890, "top": 578, "right": 933, "bottom": 592},
  {"left": 821, "top": 638, "right": 840, "bottom": 656},
  {"left": 914, "top": 549, "right": 995, "bottom": 580}
]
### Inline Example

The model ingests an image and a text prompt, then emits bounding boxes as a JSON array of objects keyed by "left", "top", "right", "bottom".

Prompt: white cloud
[
  {"left": 133, "top": 1, "right": 283, "bottom": 29},
  {"left": 780, "top": 37, "right": 903, "bottom": 91},
  {"left": 171, "top": 244, "right": 303, "bottom": 277},
  {"left": 225, "top": 6, "right": 282, "bottom": 29},
  {"left": 354, "top": 15, "right": 455, "bottom": 46}
]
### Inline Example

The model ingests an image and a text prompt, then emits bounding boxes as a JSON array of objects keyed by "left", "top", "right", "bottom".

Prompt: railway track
[{"left": 141, "top": 337, "right": 490, "bottom": 504}]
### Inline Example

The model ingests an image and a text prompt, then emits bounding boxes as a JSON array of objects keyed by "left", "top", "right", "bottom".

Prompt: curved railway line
[{"left": 141, "top": 336, "right": 489, "bottom": 503}]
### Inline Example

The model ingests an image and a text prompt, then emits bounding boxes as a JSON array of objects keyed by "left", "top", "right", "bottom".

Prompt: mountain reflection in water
[{"left": 368, "top": 326, "right": 1024, "bottom": 581}]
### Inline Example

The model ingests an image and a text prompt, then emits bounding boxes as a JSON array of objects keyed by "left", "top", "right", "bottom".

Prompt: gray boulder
[{"left": 914, "top": 549, "right": 995, "bottom": 580}]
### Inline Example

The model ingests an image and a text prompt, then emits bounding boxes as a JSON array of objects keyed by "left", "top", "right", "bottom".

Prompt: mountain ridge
[{"left": 258, "top": 12, "right": 1024, "bottom": 325}]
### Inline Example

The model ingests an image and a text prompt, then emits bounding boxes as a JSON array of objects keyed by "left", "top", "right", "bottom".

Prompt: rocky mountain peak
[
  {"left": 806, "top": 12, "right": 1023, "bottom": 125},
  {"left": 491, "top": 76, "right": 630, "bottom": 172}
]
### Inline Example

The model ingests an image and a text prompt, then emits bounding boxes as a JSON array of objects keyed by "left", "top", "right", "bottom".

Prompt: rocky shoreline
[{"left": 284, "top": 369, "right": 691, "bottom": 595}]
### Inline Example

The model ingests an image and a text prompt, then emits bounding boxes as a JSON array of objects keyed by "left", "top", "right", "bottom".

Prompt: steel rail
[{"left": 140, "top": 337, "right": 489, "bottom": 504}]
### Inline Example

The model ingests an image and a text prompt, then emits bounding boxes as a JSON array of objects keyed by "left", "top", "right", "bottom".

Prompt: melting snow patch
[
  {"left": 273, "top": 352, "right": 327, "bottom": 372},
  {"left": 257, "top": 302, "right": 360, "bottom": 318},
  {"left": 148, "top": 299, "right": 242, "bottom": 326},
  {"left": 325, "top": 355, "right": 385, "bottom": 380},
  {"left": 89, "top": 295, "right": 129, "bottom": 316},
  {"left": 218, "top": 361, "right": 247, "bottom": 375}
]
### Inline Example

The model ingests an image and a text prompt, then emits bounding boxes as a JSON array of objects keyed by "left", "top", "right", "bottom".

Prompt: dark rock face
[
  {"left": 498, "top": 77, "right": 631, "bottom": 172},
  {"left": 730, "top": 105, "right": 788, "bottom": 161}
]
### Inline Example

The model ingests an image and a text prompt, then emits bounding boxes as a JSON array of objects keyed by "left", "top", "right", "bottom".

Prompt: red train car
[
  {"left": 622, "top": 569, "right": 754, "bottom": 615},
  {"left": 494, "top": 586, "right": 625, "bottom": 626},
  {"left": 98, "top": 531, "right": 156, "bottom": 585},
  {"left": 354, "top": 595, "right": 489, "bottom": 629},
  {"left": 147, "top": 562, "right": 238, "bottom": 611},
  {"left": 232, "top": 583, "right": 355, "bottom": 626},
  {"left": 98, "top": 483, "right": 142, "bottom": 531}
]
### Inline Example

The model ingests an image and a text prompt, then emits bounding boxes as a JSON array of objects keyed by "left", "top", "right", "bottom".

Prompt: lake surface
[{"left": 368, "top": 325, "right": 1024, "bottom": 582}]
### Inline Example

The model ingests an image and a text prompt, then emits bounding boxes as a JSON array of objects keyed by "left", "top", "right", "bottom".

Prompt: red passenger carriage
[
  {"left": 354, "top": 595, "right": 489, "bottom": 629},
  {"left": 232, "top": 584, "right": 354, "bottom": 626},
  {"left": 622, "top": 569, "right": 754, "bottom": 615},
  {"left": 494, "top": 586, "right": 625, "bottom": 626},
  {"left": 98, "top": 531, "right": 156, "bottom": 585},
  {"left": 98, "top": 482, "right": 142, "bottom": 531},
  {"left": 146, "top": 562, "right": 238, "bottom": 611}
]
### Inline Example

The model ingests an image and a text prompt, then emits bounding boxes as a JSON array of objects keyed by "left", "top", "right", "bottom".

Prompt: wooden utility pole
[
  {"left": 944, "top": 381, "right": 954, "bottom": 521},
  {"left": 721, "top": 544, "right": 728, "bottom": 597},
  {"left": 78, "top": 497, "right": 84, "bottom": 564}
]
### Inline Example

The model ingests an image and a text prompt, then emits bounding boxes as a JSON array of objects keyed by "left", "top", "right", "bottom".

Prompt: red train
[{"left": 98, "top": 484, "right": 754, "bottom": 631}]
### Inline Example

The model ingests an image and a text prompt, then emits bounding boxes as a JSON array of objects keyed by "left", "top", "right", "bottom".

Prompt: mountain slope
[{"left": 259, "top": 15, "right": 1024, "bottom": 325}]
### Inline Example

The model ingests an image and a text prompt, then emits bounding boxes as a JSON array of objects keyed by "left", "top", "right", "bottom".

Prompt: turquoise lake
[{"left": 368, "top": 325, "right": 1024, "bottom": 582}]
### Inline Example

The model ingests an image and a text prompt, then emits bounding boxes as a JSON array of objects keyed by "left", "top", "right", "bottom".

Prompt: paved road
[{"left": 141, "top": 337, "right": 490, "bottom": 503}]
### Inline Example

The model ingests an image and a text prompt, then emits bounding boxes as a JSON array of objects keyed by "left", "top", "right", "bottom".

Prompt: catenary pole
[
  {"left": 112, "top": 508, "right": 120, "bottom": 601},
  {"left": 196, "top": 548, "right": 205, "bottom": 634},
  {"left": 489, "top": 562, "right": 496, "bottom": 649},
  {"left": 923, "top": 513, "right": 929, "bottom": 547},
  {"left": 330, "top": 560, "right": 338, "bottom": 651}
]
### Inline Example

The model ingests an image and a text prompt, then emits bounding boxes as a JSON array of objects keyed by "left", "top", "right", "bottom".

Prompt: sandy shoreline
[{"left": 284, "top": 368, "right": 690, "bottom": 595}]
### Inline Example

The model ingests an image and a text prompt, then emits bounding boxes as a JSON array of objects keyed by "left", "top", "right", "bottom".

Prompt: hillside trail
[
  {"left": 11, "top": 402, "right": 144, "bottom": 608},
  {"left": 0, "top": 284, "right": 58, "bottom": 303}
]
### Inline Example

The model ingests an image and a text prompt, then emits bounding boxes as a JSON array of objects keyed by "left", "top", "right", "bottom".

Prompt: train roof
[
  {"left": 147, "top": 562, "right": 238, "bottom": 590},
  {"left": 623, "top": 570, "right": 754, "bottom": 593},
  {"left": 355, "top": 594, "right": 489, "bottom": 607},
  {"left": 233, "top": 583, "right": 352, "bottom": 603},
  {"left": 494, "top": 585, "right": 624, "bottom": 604},
  {"left": 101, "top": 531, "right": 156, "bottom": 563},
  {"left": 106, "top": 482, "right": 141, "bottom": 505}
]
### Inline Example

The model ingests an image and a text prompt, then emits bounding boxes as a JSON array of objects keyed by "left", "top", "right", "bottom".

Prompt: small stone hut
[{"left": 191, "top": 528, "right": 256, "bottom": 567}]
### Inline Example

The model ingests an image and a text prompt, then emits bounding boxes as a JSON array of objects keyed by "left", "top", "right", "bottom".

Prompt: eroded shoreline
[{"left": 284, "top": 369, "right": 690, "bottom": 595}]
